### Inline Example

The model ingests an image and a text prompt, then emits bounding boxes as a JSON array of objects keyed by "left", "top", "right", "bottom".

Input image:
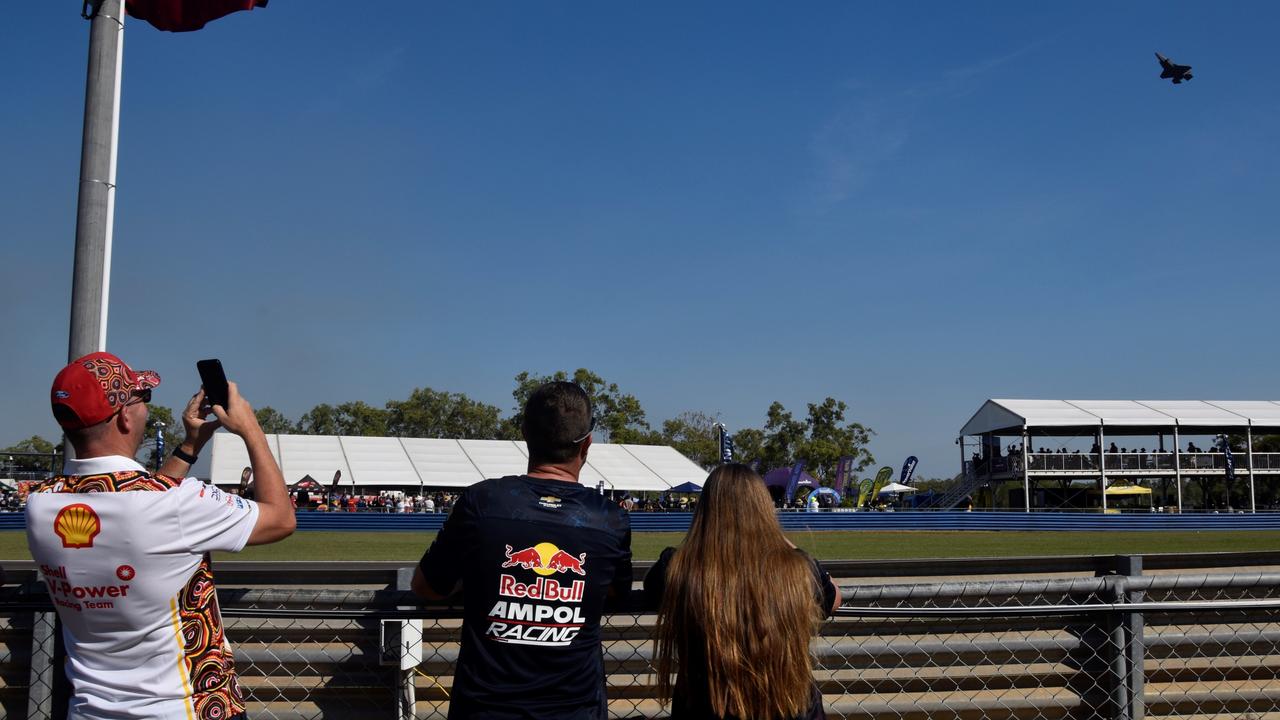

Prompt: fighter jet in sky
[{"left": 1156, "top": 52, "right": 1193, "bottom": 84}]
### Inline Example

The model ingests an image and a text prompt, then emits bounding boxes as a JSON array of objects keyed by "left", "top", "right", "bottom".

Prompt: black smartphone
[{"left": 196, "top": 359, "right": 229, "bottom": 409}]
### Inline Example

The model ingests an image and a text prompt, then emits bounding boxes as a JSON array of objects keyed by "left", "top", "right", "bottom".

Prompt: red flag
[{"left": 125, "top": 0, "right": 267, "bottom": 32}]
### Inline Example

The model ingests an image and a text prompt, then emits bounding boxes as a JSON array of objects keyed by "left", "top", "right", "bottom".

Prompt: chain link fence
[{"left": 5, "top": 560, "right": 1280, "bottom": 719}]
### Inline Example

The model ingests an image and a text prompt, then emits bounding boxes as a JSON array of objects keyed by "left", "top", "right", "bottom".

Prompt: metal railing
[
  {"left": 6, "top": 558, "right": 1280, "bottom": 719},
  {"left": 1020, "top": 452, "right": 1280, "bottom": 474},
  {"left": 1254, "top": 453, "right": 1280, "bottom": 470}
]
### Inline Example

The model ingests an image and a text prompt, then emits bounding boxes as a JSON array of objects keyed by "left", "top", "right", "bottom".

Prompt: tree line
[{"left": 3, "top": 368, "right": 877, "bottom": 484}]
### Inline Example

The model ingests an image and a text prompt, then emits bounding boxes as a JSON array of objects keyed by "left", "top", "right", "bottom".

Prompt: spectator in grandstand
[
  {"left": 25, "top": 352, "right": 295, "bottom": 720},
  {"left": 1109, "top": 442, "right": 1119, "bottom": 453},
  {"left": 412, "top": 381, "right": 633, "bottom": 719},
  {"left": 645, "top": 464, "right": 839, "bottom": 720}
]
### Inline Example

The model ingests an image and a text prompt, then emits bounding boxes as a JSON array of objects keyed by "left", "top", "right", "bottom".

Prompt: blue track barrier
[{"left": 5, "top": 511, "right": 1280, "bottom": 532}]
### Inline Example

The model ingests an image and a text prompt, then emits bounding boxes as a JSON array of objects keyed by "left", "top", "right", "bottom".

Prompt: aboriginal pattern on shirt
[
  {"left": 35, "top": 470, "right": 247, "bottom": 719},
  {"left": 179, "top": 557, "right": 245, "bottom": 719},
  {"left": 33, "top": 471, "right": 181, "bottom": 494}
]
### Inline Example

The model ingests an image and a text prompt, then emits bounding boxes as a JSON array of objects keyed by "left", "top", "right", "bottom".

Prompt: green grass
[{"left": 2, "top": 529, "right": 1278, "bottom": 563}]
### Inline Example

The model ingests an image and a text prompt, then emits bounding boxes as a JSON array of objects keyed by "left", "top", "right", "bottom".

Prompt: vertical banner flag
[
  {"left": 1223, "top": 441, "right": 1236, "bottom": 481},
  {"left": 856, "top": 478, "right": 874, "bottom": 508},
  {"left": 900, "top": 456, "right": 919, "bottom": 486},
  {"left": 833, "top": 456, "right": 852, "bottom": 497},
  {"left": 784, "top": 461, "right": 806, "bottom": 504},
  {"left": 154, "top": 428, "right": 165, "bottom": 471},
  {"left": 719, "top": 426, "right": 735, "bottom": 464},
  {"left": 125, "top": 0, "right": 268, "bottom": 32},
  {"left": 871, "top": 467, "right": 894, "bottom": 498}
]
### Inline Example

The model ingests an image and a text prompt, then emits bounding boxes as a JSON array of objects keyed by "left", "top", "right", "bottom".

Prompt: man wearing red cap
[{"left": 25, "top": 352, "right": 296, "bottom": 720}]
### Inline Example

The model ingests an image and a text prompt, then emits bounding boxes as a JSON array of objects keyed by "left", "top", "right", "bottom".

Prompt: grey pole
[
  {"left": 1173, "top": 426, "right": 1182, "bottom": 513},
  {"left": 1247, "top": 425, "right": 1256, "bottom": 513},
  {"left": 68, "top": 0, "right": 125, "bottom": 362},
  {"left": 1100, "top": 425, "right": 1108, "bottom": 513},
  {"left": 1021, "top": 427, "right": 1030, "bottom": 513}
]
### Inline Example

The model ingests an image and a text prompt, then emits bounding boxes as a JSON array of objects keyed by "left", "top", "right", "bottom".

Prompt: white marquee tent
[
  {"left": 961, "top": 399, "right": 1280, "bottom": 437},
  {"left": 209, "top": 433, "right": 707, "bottom": 492}
]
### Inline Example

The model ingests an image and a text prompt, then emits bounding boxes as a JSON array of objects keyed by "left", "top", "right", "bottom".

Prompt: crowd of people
[
  {"left": 23, "top": 353, "right": 832, "bottom": 720},
  {"left": 289, "top": 490, "right": 458, "bottom": 513},
  {"left": 997, "top": 440, "right": 1236, "bottom": 457}
]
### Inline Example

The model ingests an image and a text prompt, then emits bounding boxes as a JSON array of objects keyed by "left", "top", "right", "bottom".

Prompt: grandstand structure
[
  {"left": 955, "top": 400, "right": 1280, "bottom": 513},
  {"left": 208, "top": 432, "right": 707, "bottom": 493}
]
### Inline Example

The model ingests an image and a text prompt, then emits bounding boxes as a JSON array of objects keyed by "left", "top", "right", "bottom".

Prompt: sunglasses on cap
[{"left": 126, "top": 388, "right": 152, "bottom": 406}]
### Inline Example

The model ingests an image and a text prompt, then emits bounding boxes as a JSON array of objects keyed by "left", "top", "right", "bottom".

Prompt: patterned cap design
[{"left": 50, "top": 352, "right": 161, "bottom": 429}]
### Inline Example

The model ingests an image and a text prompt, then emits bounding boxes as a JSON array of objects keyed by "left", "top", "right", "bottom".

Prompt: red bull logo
[{"left": 501, "top": 542, "right": 587, "bottom": 576}]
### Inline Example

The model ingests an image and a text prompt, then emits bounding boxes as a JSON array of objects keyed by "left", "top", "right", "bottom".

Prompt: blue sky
[{"left": 3, "top": 2, "right": 1278, "bottom": 479}]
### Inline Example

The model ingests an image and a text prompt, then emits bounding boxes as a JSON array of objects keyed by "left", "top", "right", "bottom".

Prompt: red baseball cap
[{"left": 51, "top": 352, "right": 162, "bottom": 430}]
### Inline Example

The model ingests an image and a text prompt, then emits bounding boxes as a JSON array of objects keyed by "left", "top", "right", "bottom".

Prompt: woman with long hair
[{"left": 646, "top": 464, "right": 840, "bottom": 720}]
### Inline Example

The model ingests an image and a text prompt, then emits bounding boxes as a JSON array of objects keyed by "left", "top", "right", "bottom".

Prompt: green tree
[
  {"left": 297, "top": 401, "right": 392, "bottom": 436},
  {"left": 728, "top": 399, "right": 875, "bottom": 483},
  {"left": 255, "top": 407, "right": 296, "bottom": 434},
  {"left": 296, "top": 403, "right": 343, "bottom": 435},
  {"left": 728, "top": 427, "right": 765, "bottom": 467},
  {"left": 386, "top": 388, "right": 503, "bottom": 439},
  {"left": 757, "top": 402, "right": 807, "bottom": 473},
  {"left": 660, "top": 411, "right": 722, "bottom": 469},
  {"left": 503, "top": 369, "right": 655, "bottom": 444},
  {"left": 1255, "top": 435, "right": 1280, "bottom": 452},
  {"left": 334, "top": 401, "right": 390, "bottom": 436},
  {"left": 2, "top": 435, "right": 59, "bottom": 471},
  {"left": 796, "top": 398, "right": 875, "bottom": 482}
]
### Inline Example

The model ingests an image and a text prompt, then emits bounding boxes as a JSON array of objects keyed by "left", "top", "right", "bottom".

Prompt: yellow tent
[{"left": 1104, "top": 484, "right": 1152, "bottom": 496}]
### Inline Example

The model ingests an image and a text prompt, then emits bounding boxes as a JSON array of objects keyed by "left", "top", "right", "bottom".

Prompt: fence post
[
  {"left": 384, "top": 567, "right": 423, "bottom": 720},
  {"left": 1107, "top": 574, "right": 1129, "bottom": 720},
  {"left": 26, "top": 611, "right": 57, "bottom": 720},
  {"left": 1117, "top": 555, "right": 1145, "bottom": 720}
]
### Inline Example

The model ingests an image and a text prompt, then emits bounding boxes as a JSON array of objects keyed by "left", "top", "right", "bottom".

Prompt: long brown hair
[{"left": 654, "top": 464, "right": 822, "bottom": 719}]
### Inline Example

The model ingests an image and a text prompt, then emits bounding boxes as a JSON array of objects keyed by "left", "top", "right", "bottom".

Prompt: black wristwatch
[{"left": 172, "top": 447, "right": 199, "bottom": 464}]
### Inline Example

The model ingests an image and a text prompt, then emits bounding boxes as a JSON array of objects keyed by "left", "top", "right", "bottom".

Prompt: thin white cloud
[
  {"left": 803, "top": 41, "right": 1045, "bottom": 210},
  {"left": 808, "top": 100, "right": 909, "bottom": 205},
  {"left": 944, "top": 42, "right": 1039, "bottom": 81}
]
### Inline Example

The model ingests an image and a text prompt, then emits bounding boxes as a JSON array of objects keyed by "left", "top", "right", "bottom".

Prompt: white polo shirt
[{"left": 25, "top": 455, "right": 260, "bottom": 720}]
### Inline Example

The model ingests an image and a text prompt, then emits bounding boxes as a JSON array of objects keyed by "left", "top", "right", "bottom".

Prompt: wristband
[{"left": 172, "top": 447, "right": 199, "bottom": 464}]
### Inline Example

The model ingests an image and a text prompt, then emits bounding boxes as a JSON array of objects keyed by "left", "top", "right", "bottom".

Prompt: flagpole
[{"left": 69, "top": 0, "right": 125, "bottom": 361}]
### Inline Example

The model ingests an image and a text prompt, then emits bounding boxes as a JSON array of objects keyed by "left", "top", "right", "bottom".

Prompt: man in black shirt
[{"left": 413, "top": 382, "right": 633, "bottom": 720}]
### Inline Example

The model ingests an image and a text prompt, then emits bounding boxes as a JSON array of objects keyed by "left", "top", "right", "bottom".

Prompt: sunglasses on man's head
[{"left": 572, "top": 416, "right": 598, "bottom": 444}]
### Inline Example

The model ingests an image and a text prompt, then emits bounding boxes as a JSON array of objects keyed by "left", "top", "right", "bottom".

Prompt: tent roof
[
  {"left": 961, "top": 399, "right": 1280, "bottom": 436},
  {"left": 209, "top": 433, "right": 706, "bottom": 491}
]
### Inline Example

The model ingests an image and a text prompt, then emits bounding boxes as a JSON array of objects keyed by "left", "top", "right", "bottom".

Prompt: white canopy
[
  {"left": 961, "top": 399, "right": 1280, "bottom": 437},
  {"left": 209, "top": 433, "right": 707, "bottom": 491}
]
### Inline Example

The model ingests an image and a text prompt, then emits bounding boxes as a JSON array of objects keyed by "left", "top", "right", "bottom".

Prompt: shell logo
[{"left": 54, "top": 503, "right": 101, "bottom": 549}]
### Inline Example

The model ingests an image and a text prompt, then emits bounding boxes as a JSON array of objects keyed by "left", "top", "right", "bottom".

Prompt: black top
[
  {"left": 643, "top": 547, "right": 836, "bottom": 720},
  {"left": 420, "top": 475, "right": 633, "bottom": 720}
]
